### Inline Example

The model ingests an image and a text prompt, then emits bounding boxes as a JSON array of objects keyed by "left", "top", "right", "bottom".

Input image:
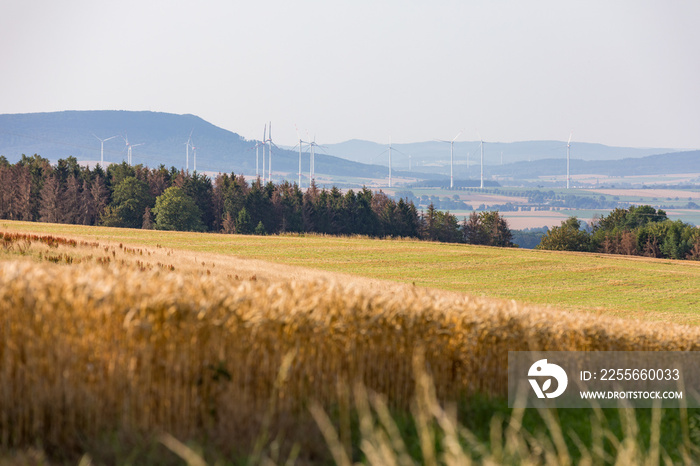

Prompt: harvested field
[
  {"left": 2, "top": 221, "right": 700, "bottom": 325},
  {"left": 586, "top": 188, "right": 700, "bottom": 199}
]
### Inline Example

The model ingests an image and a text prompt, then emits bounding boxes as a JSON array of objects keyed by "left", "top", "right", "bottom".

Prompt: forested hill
[{"left": 0, "top": 111, "right": 424, "bottom": 183}]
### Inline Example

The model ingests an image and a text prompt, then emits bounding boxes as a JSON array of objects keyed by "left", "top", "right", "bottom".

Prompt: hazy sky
[{"left": 1, "top": 0, "right": 699, "bottom": 148}]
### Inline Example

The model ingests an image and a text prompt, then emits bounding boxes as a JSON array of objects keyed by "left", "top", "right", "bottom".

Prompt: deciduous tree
[{"left": 152, "top": 187, "right": 204, "bottom": 232}]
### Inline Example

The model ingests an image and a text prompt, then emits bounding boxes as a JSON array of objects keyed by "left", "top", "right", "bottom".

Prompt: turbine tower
[
  {"left": 375, "top": 137, "right": 392, "bottom": 188},
  {"left": 266, "top": 122, "right": 273, "bottom": 183},
  {"left": 93, "top": 134, "right": 117, "bottom": 166},
  {"left": 122, "top": 134, "right": 143, "bottom": 166},
  {"left": 254, "top": 138, "right": 263, "bottom": 178},
  {"left": 184, "top": 130, "right": 193, "bottom": 171},
  {"left": 436, "top": 131, "right": 462, "bottom": 189},
  {"left": 477, "top": 132, "right": 485, "bottom": 189},
  {"left": 388, "top": 137, "right": 392, "bottom": 187},
  {"left": 567, "top": 132, "right": 573, "bottom": 189},
  {"left": 191, "top": 139, "right": 198, "bottom": 172},
  {"left": 374, "top": 137, "right": 412, "bottom": 188},
  {"left": 308, "top": 134, "right": 321, "bottom": 181},
  {"left": 375, "top": 137, "right": 394, "bottom": 187},
  {"left": 298, "top": 139, "right": 304, "bottom": 186},
  {"left": 294, "top": 126, "right": 308, "bottom": 187},
  {"left": 261, "top": 124, "right": 267, "bottom": 182}
]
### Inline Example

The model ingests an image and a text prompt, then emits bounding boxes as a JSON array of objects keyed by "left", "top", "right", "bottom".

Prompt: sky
[{"left": 1, "top": 0, "right": 699, "bottom": 149}]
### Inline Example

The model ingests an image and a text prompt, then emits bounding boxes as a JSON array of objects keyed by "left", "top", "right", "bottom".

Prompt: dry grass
[{"left": 1, "top": 228, "right": 700, "bottom": 459}]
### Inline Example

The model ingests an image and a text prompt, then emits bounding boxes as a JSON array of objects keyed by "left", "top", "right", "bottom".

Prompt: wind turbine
[
  {"left": 387, "top": 137, "right": 392, "bottom": 187},
  {"left": 309, "top": 136, "right": 318, "bottom": 181},
  {"left": 122, "top": 134, "right": 143, "bottom": 166},
  {"left": 305, "top": 131, "right": 327, "bottom": 181},
  {"left": 372, "top": 137, "right": 394, "bottom": 187},
  {"left": 293, "top": 126, "right": 308, "bottom": 187},
  {"left": 567, "top": 132, "right": 573, "bottom": 189},
  {"left": 261, "top": 124, "right": 267, "bottom": 182},
  {"left": 93, "top": 134, "right": 118, "bottom": 166},
  {"left": 266, "top": 122, "right": 278, "bottom": 183},
  {"left": 190, "top": 138, "right": 199, "bottom": 172},
  {"left": 477, "top": 131, "right": 485, "bottom": 189},
  {"left": 183, "top": 130, "right": 193, "bottom": 171},
  {"left": 436, "top": 131, "right": 462, "bottom": 189},
  {"left": 373, "top": 137, "right": 411, "bottom": 188},
  {"left": 251, "top": 138, "right": 264, "bottom": 179}
]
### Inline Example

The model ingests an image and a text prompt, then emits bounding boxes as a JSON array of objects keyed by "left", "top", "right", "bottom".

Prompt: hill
[
  {"left": 325, "top": 138, "right": 680, "bottom": 171},
  {"left": 489, "top": 150, "right": 700, "bottom": 180},
  {"left": 0, "top": 110, "right": 435, "bottom": 185},
  {"left": 2, "top": 111, "right": 692, "bottom": 186}
]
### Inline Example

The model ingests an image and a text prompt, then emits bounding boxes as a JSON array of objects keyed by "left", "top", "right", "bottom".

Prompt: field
[
  {"left": 3, "top": 220, "right": 700, "bottom": 324},
  {"left": 1, "top": 221, "right": 700, "bottom": 464}
]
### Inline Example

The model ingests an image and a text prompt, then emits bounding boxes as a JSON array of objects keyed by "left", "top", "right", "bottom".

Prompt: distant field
[
  {"left": 534, "top": 173, "right": 700, "bottom": 186},
  {"left": 500, "top": 210, "right": 569, "bottom": 229},
  {"left": 585, "top": 188, "right": 700, "bottom": 200},
  {"left": 398, "top": 186, "right": 700, "bottom": 228},
  {"left": 3, "top": 220, "right": 700, "bottom": 325}
]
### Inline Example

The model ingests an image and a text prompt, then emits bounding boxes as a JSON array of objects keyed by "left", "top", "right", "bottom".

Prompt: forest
[
  {"left": 0, "top": 154, "right": 512, "bottom": 246},
  {"left": 538, "top": 205, "right": 700, "bottom": 260}
]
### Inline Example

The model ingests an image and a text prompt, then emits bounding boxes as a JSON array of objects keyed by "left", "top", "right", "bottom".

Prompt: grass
[{"left": 2, "top": 220, "right": 700, "bottom": 325}]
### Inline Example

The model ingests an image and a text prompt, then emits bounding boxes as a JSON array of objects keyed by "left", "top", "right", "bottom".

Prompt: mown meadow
[
  {"left": 0, "top": 222, "right": 699, "bottom": 464},
  {"left": 3, "top": 220, "right": 700, "bottom": 324}
]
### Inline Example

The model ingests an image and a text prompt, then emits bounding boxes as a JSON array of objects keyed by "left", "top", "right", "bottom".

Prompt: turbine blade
[{"left": 374, "top": 148, "right": 390, "bottom": 159}]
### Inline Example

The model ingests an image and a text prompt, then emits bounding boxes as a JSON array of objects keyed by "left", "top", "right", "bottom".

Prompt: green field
[{"left": 3, "top": 220, "right": 700, "bottom": 324}]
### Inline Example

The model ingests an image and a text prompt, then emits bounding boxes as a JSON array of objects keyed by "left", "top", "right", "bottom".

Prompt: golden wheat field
[{"left": 1, "top": 228, "right": 700, "bottom": 463}]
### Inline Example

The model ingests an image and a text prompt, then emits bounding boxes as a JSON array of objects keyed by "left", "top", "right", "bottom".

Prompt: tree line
[
  {"left": 0, "top": 155, "right": 513, "bottom": 246},
  {"left": 537, "top": 205, "right": 700, "bottom": 260}
]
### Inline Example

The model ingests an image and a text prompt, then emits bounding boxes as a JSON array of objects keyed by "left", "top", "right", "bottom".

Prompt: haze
[{"left": 1, "top": 0, "right": 699, "bottom": 149}]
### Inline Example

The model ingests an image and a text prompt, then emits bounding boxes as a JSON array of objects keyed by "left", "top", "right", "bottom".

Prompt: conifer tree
[{"left": 38, "top": 175, "right": 61, "bottom": 223}]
